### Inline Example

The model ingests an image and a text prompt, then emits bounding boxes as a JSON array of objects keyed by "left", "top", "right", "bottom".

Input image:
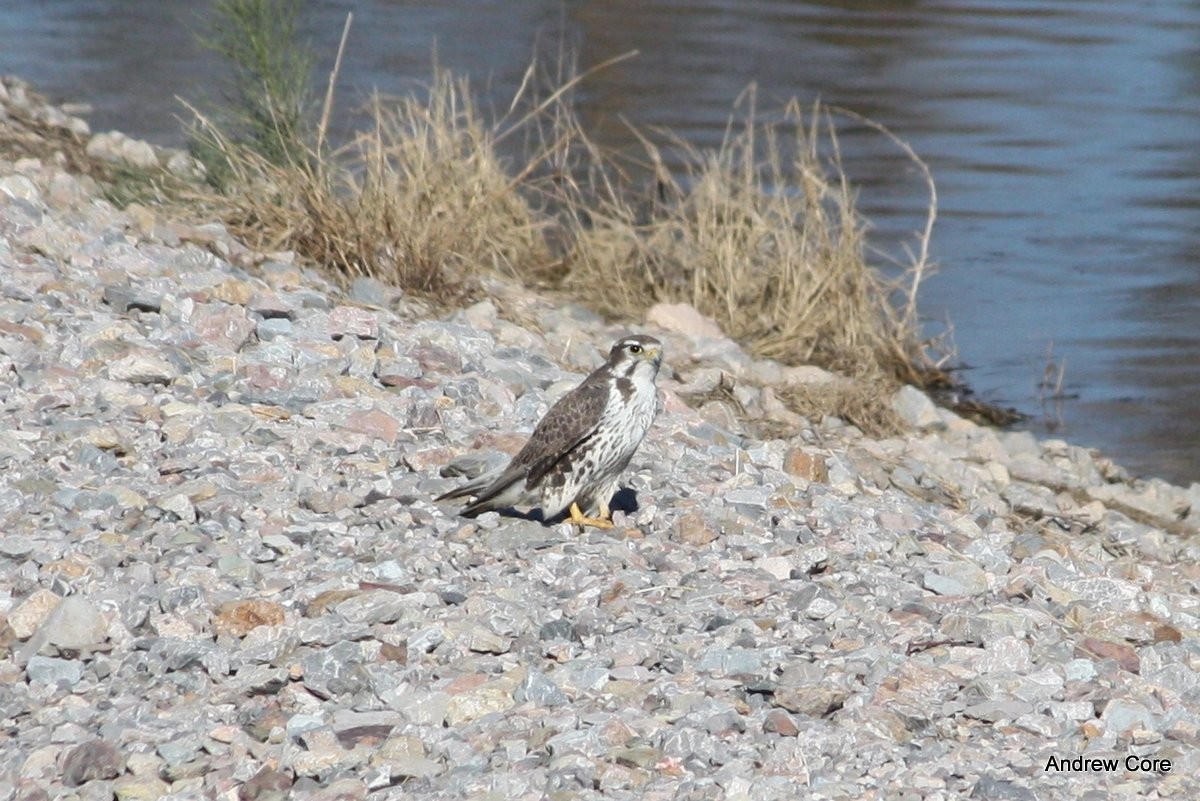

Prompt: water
[{"left": 3, "top": 0, "right": 1198, "bottom": 484}]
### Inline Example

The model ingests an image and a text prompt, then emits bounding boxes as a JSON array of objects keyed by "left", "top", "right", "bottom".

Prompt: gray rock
[
  {"left": 107, "top": 353, "right": 176, "bottom": 384},
  {"left": 285, "top": 714, "right": 326, "bottom": 738},
  {"left": 923, "top": 562, "right": 989, "bottom": 596},
  {"left": 301, "top": 641, "right": 369, "bottom": 698},
  {"left": 0, "top": 174, "right": 41, "bottom": 204},
  {"left": 963, "top": 699, "right": 1033, "bottom": 723},
  {"left": 407, "top": 626, "right": 445, "bottom": 653},
  {"left": 1101, "top": 699, "right": 1157, "bottom": 734},
  {"left": 892, "top": 385, "right": 942, "bottom": 429},
  {"left": 385, "top": 690, "right": 450, "bottom": 726},
  {"left": 333, "top": 591, "right": 411, "bottom": 625},
  {"left": 698, "top": 648, "right": 764, "bottom": 676},
  {"left": 256, "top": 317, "right": 294, "bottom": 341},
  {"left": 971, "top": 777, "right": 1037, "bottom": 801},
  {"left": 39, "top": 596, "right": 107, "bottom": 650},
  {"left": 1, "top": 104, "right": 1198, "bottom": 801},
  {"left": 0, "top": 535, "right": 35, "bottom": 558},
  {"left": 465, "top": 625, "right": 511, "bottom": 654},
  {"left": 515, "top": 669, "right": 569, "bottom": 707},
  {"left": 156, "top": 736, "right": 201, "bottom": 767},
  {"left": 348, "top": 276, "right": 400, "bottom": 307},
  {"left": 233, "top": 665, "right": 289, "bottom": 695},
  {"left": 539, "top": 618, "right": 575, "bottom": 641},
  {"left": 102, "top": 284, "right": 162, "bottom": 313},
  {"left": 25, "top": 655, "right": 84, "bottom": 686}
]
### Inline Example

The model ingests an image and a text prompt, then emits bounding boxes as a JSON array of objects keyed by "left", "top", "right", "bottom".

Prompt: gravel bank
[{"left": 2, "top": 76, "right": 1199, "bottom": 801}]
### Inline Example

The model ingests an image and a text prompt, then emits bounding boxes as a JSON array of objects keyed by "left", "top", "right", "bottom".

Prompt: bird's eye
[{"left": 628, "top": 344, "right": 643, "bottom": 354}]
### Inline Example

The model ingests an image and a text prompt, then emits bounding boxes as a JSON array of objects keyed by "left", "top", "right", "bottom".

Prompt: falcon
[{"left": 436, "top": 334, "right": 663, "bottom": 528}]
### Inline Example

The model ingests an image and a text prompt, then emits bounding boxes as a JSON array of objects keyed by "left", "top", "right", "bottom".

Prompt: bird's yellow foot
[{"left": 568, "top": 502, "right": 613, "bottom": 530}]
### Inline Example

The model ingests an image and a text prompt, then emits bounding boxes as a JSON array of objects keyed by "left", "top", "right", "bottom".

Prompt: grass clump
[
  {"left": 542, "top": 89, "right": 946, "bottom": 431},
  {"left": 187, "top": 68, "right": 549, "bottom": 296},
  {"left": 186, "top": 5, "right": 550, "bottom": 296},
  {"left": 553, "top": 89, "right": 942, "bottom": 389}
]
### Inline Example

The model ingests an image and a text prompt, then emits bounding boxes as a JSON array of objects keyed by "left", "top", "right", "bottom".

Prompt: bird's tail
[
  {"left": 434, "top": 472, "right": 495, "bottom": 503},
  {"left": 436, "top": 464, "right": 526, "bottom": 517}
]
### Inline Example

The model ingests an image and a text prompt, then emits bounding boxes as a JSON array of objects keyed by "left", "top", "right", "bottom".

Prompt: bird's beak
[{"left": 646, "top": 346, "right": 662, "bottom": 362}]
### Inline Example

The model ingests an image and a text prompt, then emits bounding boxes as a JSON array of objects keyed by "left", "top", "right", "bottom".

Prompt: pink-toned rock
[
  {"left": 329, "top": 306, "right": 379, "bottom": 340},
  {"left": 408, "top": 343, "right": 461, "bottom": 374},
  {"left": 763, "top": 709, "right": 800, "bottom": 736},
  {"left": 445, "top": 672, "right": 488, "bottom": 695},
  {"left": 403, "top": 445, "right": 458, "bottom": 473},
  {"left": 1075, "top": 637, "right": 1140, "bottom": 674},
  {"left": 209, "top": 278, "right": 254, "bottom": 306},
  {"left": 345, "top": 409, "right": 399, "bottom": 444},
  {"left": 784, "top": 447, "right": 828, "bottom": 482},
  {"left": 673, "top": 512, "right": 719, "bottom": 546},
  {"left": 248, "top": 290, "right": 297, "bottom": 320},
  {"left": 660, "top": 386, "right": 693, "bottom": 416},
  {"left": 193, "top": 303, "right": 255, "bottom": 352},
  {"left": 240, "top": 363, "right": 290, "bottom": 392},
  {"left": 8, "top": 589, "right": 63, "bottom": 639},
  {"left": 647, "top": 303, "right": 725, "bottom": 341},
  {"left": 0, "top": 319, "right": 44, "bottom": 344},
  {"left": 212, "top": 599, "right": 287, "bottom": 638}
]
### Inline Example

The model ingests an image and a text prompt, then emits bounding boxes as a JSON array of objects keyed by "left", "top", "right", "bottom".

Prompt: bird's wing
[{"left": 515, "top": 378, "right": 610, "bottom": 488}]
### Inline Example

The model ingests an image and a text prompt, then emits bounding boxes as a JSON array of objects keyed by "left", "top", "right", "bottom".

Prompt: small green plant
[{"left": 190, "top": 0, "right": 314, "bottom": 186}]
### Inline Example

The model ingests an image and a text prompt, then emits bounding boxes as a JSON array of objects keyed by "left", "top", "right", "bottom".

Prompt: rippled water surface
[{"left": 3, "top": 0, "right": 1198, "bottom": 483}]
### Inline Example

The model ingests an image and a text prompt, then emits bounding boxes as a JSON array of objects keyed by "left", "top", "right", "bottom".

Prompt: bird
[{"left": 436, "top": 334, "right": 663, "bottom": 529}]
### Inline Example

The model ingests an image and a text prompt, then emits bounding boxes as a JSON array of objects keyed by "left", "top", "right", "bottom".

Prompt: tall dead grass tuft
[
  {"left": 550, "top": 87, "right": 945, "bottom": 390},
  {"left": 185, "top": 65, "right": 550, "bottom": 297},
  {"left": 531, "top": 86, "right": 953, "bottom": 429}
]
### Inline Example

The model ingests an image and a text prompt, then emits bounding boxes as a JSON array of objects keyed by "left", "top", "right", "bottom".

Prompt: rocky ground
[{"left": 2, "top": 75, "right": 1200, "bottom": 800}]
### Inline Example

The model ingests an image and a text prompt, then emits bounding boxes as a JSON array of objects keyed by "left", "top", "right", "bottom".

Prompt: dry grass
[
  {"left": 536, "top": 86, "right": 947, "bottom": 429},
  {"left": 181, "top": 36, "right": 949, "bottom": 430},
  {"left": 184, "top": 67, "right": 550, "bottom": 297},
  {"left": 776, "top": 377, "right": 904, "bottom": 439},
  {"left": 549, "top": 88, "right": 943, "bottom": 386},
  {"left": 187, "top": 59, "right": 948, "bottom": 428}
]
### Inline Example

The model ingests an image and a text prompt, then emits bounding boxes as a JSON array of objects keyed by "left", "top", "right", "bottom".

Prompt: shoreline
[{"left": 2, "top": 75, "right": 1199, "bottom": 800}]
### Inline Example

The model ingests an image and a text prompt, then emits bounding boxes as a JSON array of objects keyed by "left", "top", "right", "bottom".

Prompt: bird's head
[{"left": 608, "top": 334, "right": 663, "bottom": 380}]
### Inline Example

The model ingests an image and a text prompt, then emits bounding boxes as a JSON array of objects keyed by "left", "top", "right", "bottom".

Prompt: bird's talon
[{"left": 568, "top": 502, "right": 614, "bottom": 530}]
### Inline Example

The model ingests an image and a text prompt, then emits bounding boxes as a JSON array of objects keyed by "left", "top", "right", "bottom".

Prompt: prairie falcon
[{"left": 436, "top": 334, "right": 663, "bottom": 528}]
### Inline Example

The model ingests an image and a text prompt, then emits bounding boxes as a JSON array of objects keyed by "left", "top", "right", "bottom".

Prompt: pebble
[
  {"left": 892, "top": 384, "right": 943, "bottom": 429},
  {"left": 7, "top": 589, "right": 63, "bottom": 639},
  {"left": 923, "top": 561, "right": 990, "bottom": 596},
  {"left": 24, "top": 655, "right": 83, "bottom": 686},
  {"left": 1, "top": 75, "right": 1198, "bottom": 801},
  {"left": 107, "top": 353, "right": 177, "bottom": 384},
  {"left": 112, "top": 776, "right": 170, "bottom": 801},
  {"left": 37, "top": 596, "right": 107, "bottom": 650},
  {"left": 60, "top": 741, "right": 124, "bottom": 787}
]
